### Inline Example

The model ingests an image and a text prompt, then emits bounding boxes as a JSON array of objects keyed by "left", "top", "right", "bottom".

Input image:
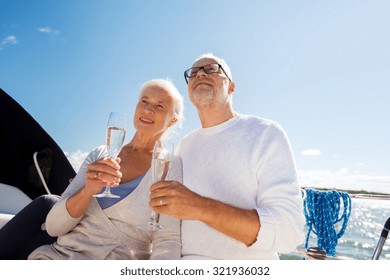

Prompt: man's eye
[
  {"left": 205, "top": 65, "right": 218, "bottom": 72},
  {"left": 190, "top": 68, "right": 199, "bottom": 76}
]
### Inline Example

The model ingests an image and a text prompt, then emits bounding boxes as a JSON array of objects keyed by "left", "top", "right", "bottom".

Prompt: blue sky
[{"left": 1, "top": 0, "right": 389, "bottom": 194}]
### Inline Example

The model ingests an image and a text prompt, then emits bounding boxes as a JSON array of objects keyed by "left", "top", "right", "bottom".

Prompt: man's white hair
[{"left": 193, "top": 53, "right": 233, "bottom": 81}]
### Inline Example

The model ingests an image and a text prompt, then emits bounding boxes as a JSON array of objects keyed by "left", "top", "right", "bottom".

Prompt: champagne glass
[
  {"left": 94, "top": 112, "right": 128, "bottom": 198},
  {"left": 140, "top": 140, "right": 172, "bottom": 231}
]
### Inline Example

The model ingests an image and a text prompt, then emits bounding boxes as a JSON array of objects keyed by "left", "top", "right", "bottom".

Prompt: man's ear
[{"left": 228, "top": 81, "right": 235, "bottom": 95}]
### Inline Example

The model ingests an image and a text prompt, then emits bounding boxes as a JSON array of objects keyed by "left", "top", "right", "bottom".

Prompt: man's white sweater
[{"left": 178, "top": 114, "right": 305, "bottom": 259}]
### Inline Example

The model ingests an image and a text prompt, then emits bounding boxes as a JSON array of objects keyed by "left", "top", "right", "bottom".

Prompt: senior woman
[{"left": 26, "top": 78, "right": 184, "bottom": 260}]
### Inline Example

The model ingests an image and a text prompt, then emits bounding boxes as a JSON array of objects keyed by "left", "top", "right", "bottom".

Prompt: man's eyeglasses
[{"left": 184, "top": 63, "right": 232, "bottom": 84}]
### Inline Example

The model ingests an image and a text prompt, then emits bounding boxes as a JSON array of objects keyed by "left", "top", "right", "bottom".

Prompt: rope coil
[{"left": 303, "top": 188, "right": 352, "bottom": 256}]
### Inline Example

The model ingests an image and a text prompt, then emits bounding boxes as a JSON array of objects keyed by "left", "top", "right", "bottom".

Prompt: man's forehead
[{"left": 192, "top": 57, "right": 218, "bottom": 67}]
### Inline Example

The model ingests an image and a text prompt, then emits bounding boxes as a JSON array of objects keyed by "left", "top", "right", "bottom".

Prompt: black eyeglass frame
[{"left": 184, "top": 63, "right": 232, "bottom": 84}]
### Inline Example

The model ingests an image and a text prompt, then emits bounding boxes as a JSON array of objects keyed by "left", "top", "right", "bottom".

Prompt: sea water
[{"left": 281, "top": 198, "right": 390, "bottom": 260}]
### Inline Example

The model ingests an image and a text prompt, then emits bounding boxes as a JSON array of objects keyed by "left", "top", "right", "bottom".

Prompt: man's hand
[
  {"left": 150, "top": 180, "right": 260, "bottom": 246},
  {"left": 150, "top": 180, "right": 204, "bottom": 220}
]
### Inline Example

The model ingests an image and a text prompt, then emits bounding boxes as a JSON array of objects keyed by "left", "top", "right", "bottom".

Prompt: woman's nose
[{"left": 143, "top": 103, "right": 154, "bottom": 113}]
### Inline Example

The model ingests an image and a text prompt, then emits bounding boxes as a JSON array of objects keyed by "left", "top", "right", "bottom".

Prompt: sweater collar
[{"left": 199, "top": 115, "right": 241, "bottom": 135}]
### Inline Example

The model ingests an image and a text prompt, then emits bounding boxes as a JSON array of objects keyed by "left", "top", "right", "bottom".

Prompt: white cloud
[
  {"left": 37, "top": 26, "right": 61, "bottom": 35},
  {"left": 301, "top": 149, "right": 322, "bottom": 156},
  {"left": 337, "top": 167, "right": 349, "bottom": 175},
  {"left": 0, "top": 35, "right": 18, "bottom": 50},
  {"left": 297, "top": 168, "right": 390, "bottom": 194},
  {"left": 64, "top": 150, "right": 88, "bottom": 172}
]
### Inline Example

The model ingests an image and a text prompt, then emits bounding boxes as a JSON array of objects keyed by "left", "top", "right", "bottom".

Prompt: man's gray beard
[{"left": 191, "top": 89, "right": 215, "bottom": 110}]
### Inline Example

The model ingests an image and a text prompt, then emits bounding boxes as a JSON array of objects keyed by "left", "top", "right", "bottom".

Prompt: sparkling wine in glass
[
  {"left": 140, "top": 140, "right": 172, "bottom": 231},
  {"left": 94, "top": 112, "right": 127, "bottom": 198}
]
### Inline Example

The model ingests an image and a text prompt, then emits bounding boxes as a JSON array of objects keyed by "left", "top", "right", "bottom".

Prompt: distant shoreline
[{"left": 301, "top": 186, "right": 390, "bottom": 199}]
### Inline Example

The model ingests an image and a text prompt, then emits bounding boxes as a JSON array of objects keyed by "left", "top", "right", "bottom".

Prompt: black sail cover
[{"left": 0, "top": 88, "right": 76, "bottom": 199}]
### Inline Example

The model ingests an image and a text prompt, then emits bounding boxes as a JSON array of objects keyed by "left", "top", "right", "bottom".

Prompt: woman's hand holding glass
[
  {"left": 94, "top": 112, "right": 127, "bottom": 198},
  {"left": 85, "top": 157, "right": 123, "bottom": 197}
]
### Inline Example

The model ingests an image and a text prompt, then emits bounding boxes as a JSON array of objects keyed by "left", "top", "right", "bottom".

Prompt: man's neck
[{"left": 198, "top": 107, "right": 237, "bottom": 128}]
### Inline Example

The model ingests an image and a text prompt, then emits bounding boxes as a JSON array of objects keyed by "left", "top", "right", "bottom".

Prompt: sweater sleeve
[
  {"left": 251, "top": 123, "right": 305, "bottom": 253},
  {"left": 45, "top": 146, "right": 106, "bottom": 237}
]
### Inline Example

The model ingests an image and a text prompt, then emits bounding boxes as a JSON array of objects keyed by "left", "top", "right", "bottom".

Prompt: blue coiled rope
[{"left": 303, "top": 188, "right": 352, "bottom": 256}]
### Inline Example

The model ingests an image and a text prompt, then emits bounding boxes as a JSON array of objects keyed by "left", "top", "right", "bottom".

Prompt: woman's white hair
[{"left": 138, "top": 78, "right": 184, "bottom": 137}]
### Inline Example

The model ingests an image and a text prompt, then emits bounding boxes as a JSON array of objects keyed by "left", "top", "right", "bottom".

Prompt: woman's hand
[
  {"left": 84, "top": 157, "right": 122, "bottom": 196},
  {"left": 65, "top": 157, "right": 122, "bottom": 218}
]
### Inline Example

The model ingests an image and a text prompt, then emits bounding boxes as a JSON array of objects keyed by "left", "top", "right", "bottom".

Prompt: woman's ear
[{"left": 169, "top": 118, "right": 177, "bottom": 127}]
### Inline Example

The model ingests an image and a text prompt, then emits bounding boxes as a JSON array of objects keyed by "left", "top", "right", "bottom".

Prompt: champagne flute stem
[{"left": 150, "top": 211, "right": 158, "bottom": 223}]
